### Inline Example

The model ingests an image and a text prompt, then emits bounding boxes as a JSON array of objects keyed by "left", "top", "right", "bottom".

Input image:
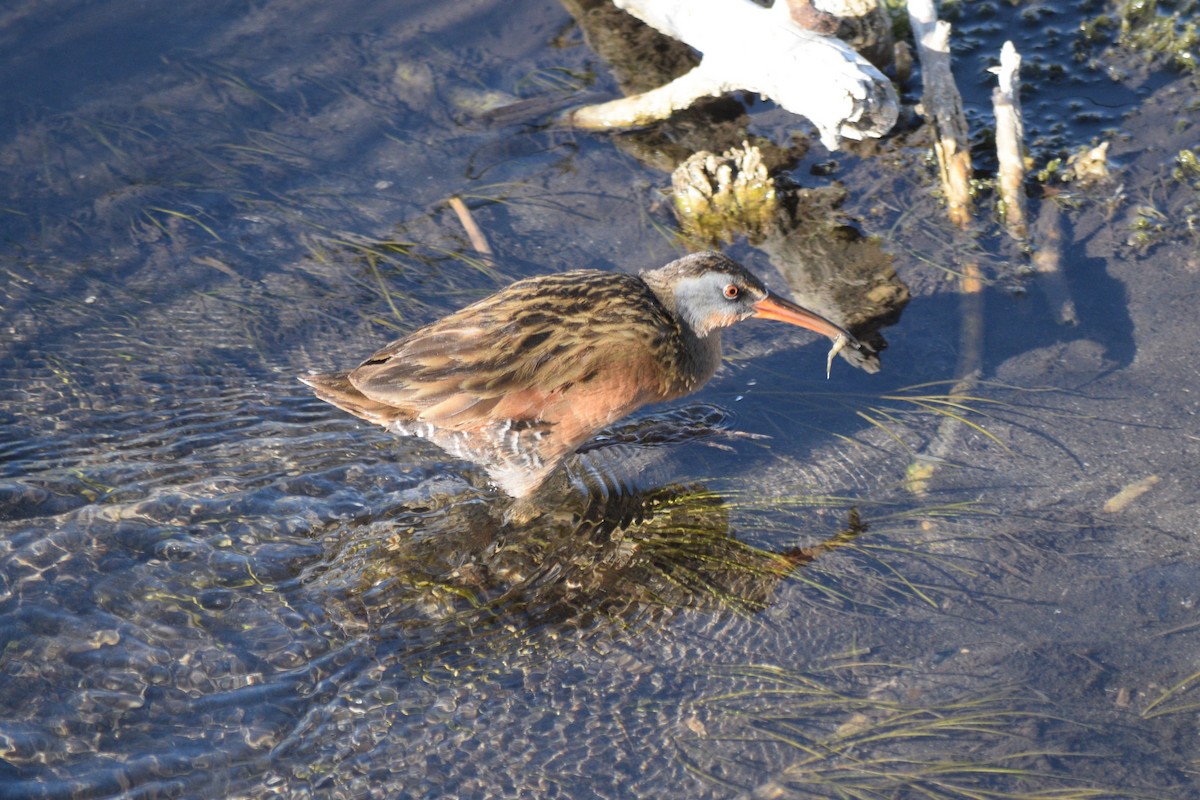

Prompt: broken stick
[
  {"left": 992, "top": 41, "right": 1027, "bottom": 241},
  {"left": 907, "top": 0, "right": 973, "bottom": 227},
  {"left": 447, "top": 196, "right": 494, "bottom": 257}
]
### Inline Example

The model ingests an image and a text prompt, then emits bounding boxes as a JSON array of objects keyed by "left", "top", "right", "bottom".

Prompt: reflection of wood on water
[
  {"left": 904, "top": 257, "right": 982, "bottom": 497},
  {"left": 902, "top": 0, "right": 985, "bottom": 496},
  {"left": 1031, "top": 197, "right": 1080, "bottom": 326},
  {"left": 670, "top": 144, "right": 907, "bottom": 373}
]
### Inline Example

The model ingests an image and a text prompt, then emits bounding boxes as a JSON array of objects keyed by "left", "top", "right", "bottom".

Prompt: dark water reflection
[{"left": 3, "top": 0, "right": 1200, "bottom": 797}]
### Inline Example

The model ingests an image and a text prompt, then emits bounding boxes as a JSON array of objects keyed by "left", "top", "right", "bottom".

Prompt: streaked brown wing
[{"left": 347, "top": 271, "right": 676, "bottom": 427}]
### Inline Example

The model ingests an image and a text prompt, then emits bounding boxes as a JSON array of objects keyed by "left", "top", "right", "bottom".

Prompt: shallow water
[{"left": 3, "top": 0, "right": 1200, "bottom": 797}]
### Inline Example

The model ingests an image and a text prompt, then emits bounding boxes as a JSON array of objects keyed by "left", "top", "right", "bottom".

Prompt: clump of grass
[
  {"left": 1172, "top": 148, "right": 1200, "bottom": 244},
  {"left": 1173, "top": 148, "right": 1200, "bottom": 184},
  {"left": 1126, "top": 204, "right": 1170, "bottom": 250},
  {"left": 1116, "top": 0, "right": 1200, "bottom": 71},
  {"left": 1078, "top": 0, "right": 1199, "bottom": 71}
]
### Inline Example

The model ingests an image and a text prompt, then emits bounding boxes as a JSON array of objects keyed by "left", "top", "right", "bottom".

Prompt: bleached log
[
  {"left": 907, "top": 0, "right": 972, "bottom": 227},
  {"left": 992, "top": 41, "right": 1026, "bottom": 240},
  {"left": 567, "top": 0, "right": 898, "bottom": 151}
]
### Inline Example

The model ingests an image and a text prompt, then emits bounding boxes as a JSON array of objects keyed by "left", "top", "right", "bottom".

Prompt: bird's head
[{"left": 645, "top": 252, "right": 862, "bottom": 348}]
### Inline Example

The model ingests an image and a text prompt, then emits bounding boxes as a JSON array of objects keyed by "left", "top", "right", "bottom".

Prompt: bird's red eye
[{"left": 723, "top": 284, "right": 740, "bottom": 300}]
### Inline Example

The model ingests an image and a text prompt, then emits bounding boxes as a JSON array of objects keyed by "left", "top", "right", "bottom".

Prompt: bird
[{"left": 302, "top": 251, "right": 865, "bottom": 497}]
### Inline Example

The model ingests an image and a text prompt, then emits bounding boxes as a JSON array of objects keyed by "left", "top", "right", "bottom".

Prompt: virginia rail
[{"left": 303, "top": 251, "right": 864, "bottom": 497}]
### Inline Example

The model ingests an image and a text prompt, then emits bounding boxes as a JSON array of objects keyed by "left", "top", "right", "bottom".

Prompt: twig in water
[{"left": 448, "top": 196, "right": 494, "bottom": 257}]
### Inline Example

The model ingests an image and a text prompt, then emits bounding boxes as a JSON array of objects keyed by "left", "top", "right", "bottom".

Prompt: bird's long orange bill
[{"left": 752, "top": 292, "right": 859, "bottom": 347}]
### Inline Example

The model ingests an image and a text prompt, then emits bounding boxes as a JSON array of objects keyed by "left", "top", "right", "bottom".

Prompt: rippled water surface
[{"left": 3, "top": 0, "right": 1200, "bottom": 797}]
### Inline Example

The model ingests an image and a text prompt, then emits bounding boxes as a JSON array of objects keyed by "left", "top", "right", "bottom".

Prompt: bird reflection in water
[{"left": 326, "top": 405, "right": 864, "bottom": 634}]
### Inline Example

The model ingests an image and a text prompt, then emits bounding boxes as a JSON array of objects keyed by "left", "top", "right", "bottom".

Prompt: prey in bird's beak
[{"left": 752, "top": 292, "right": 864, "bottom": 379}]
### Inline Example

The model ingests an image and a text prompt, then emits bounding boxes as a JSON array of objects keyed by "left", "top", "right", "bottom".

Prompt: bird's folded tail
[{"left": 300, "top": 371, "right": 412, "bottom": 428}]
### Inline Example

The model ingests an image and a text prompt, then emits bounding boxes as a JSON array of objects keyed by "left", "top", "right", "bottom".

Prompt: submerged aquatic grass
[
  {"left": 693, "top": 379, "right": 1100, "bottom": 616},
  {"left": 735, "top": 379, "right": 1083, "bottom": 465},
  {"left": 1140, "top": 667, "right": 1200, "bottom": 720},
  {"left": 732, "top": 491, "right": 1005, "bottom": 614},
  {"left": 680, "top": 663, "right": 1140, "bottom": 799},
  {"left": 513, "top": 66, "right": 593, "bottom": 95},
  {"left": 297, "top": 217, "right": 513, "bottom": 328},
  {"left": 1114, "top": 0, "right": 1200, "bottom": 72},
  {"left": 216, "top": 130, "right": 314, "bottom": 171},
  {"left": 141, "top": 206, "right": 224, "bottom": 241},
  {"left": 453, "top": 180, "right": 604, "bottom": 218}
]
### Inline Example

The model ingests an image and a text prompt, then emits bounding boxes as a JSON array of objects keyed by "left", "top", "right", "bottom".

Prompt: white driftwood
[
  {"left": 907, "top": 0, "right": 972, "bottom": 227},
  {"left": 568, "top": 0, "right": 898, "bottom": 150},
  {"left": 991, "top": 41, "right": 1026, "bottom": 240}
]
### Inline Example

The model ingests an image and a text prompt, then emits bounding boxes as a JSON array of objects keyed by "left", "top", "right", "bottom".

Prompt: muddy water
[{"left": 2, "top": 0, "right": 1199, "bottom": 797}]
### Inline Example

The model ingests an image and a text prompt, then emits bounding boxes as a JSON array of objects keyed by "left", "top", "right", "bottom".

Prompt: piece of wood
[
  {"left": 907, "top": 0, "right": 973, "bottom": 227},
  {"left": 447, "top": 196, "right": 493, "bottom": 257},
  {"left": 992, "top": 41, "right": 1027, "bottom": 240},
  {"left": 567, "top": 0, "right": 898, "bottom": 150},
  {"left": 1103, "top": 475, "right": 1160, "bottom": 513}
]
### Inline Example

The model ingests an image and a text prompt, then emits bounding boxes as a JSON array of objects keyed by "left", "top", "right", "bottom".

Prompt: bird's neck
[
  {"left": 642, "top": 269, "right": 724, "bottom": 394},
  {"left": 682, "top": 328, "right": 723, "bottom": 392}
]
